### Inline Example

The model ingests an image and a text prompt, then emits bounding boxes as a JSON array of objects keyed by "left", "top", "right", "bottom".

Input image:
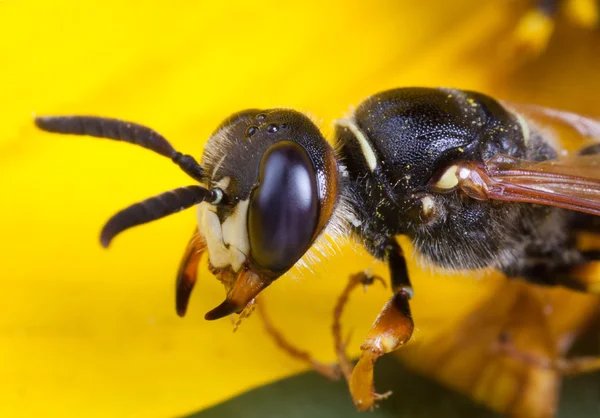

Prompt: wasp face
[{"left": 198, "top": 109, "right": 339, "bottom": 319}]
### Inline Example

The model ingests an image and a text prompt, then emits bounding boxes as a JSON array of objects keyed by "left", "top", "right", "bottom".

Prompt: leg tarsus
[
  {"left": 349, "top": 290, "right": 414, "bottom": 411},
  {"left": 332, "top": 272, "right": 385, "bottom": 381},
  {"left": 257, "top": 299, "right": 340, "bottom": 381},
  {"left": 373, "top": 390, "right": 393, "bottom": 402},
  {"left": 332, "top": 271, "right": 394, "bottom": 408},
  {"left": 343, "top": 240, "right": 415, "bottom": 411},
  {"left": 231, "top": 298, "right": 257, "bottom": 332},
  {"left": 333, "top": 240, "right": 415, "bottom": 411},
  {"left": 554, "top": 356, "right": 600, "bottom": 375},
  {"left": 495, "top": 332, "right": 600, "bottom": 376}
]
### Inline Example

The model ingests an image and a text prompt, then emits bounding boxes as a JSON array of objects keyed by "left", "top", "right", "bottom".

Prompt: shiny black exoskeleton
[
  {"left": 35, "top": 87, "right": 598, "bottom": 308},
  {"left": 335, "top": 88, "right": 592, "bottom": 288},
  {"left": 35, "top": 86, "right": 600, "bottom": 411},
  {"left": 337, "top": 89, "right": 600, "bottom": 303}
]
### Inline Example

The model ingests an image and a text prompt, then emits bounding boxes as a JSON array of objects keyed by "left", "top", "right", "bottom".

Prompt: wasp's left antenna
[
  {"left": 34, "top": 115, "right": 227, "bottom": 246},
  {"left": 100, "top": 185, "right": 223, "bottom": 248},
  {"left": 34, "top": 115, "right": 205, "bottom": 182}
]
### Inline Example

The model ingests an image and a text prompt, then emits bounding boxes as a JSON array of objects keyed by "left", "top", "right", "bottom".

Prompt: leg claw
[{"left": 332, "top": 271, "right": 414, "bottom": 411}]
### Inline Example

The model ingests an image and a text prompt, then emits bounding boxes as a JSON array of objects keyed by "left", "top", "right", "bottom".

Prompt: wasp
[{"left": 35, "top": 87, "right": 600, "bottom": 411}]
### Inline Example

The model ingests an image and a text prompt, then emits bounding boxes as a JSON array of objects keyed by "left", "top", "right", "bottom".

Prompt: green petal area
[
  {"left": 559, "top": 372, "right": 600, "bottom": 418},
  {"left": 187, "top": 355, "right": 599, "bottom": 418},
  {"left": 558, "top": 322, "right": 600, "bottom": 418},
  {"left": 187, "top": 356, "right": 499, "bottom": 418}
]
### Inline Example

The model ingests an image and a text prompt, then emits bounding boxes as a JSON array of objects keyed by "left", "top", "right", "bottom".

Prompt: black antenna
[
  {"left": 35, "top": 115, "right": 228, "bottom": 246},
  {"left": 100, "top": 186, "right": 224, "bottom": 247},
  {"left": 34, "top": 115, "right": 205, "bottom": 182}
]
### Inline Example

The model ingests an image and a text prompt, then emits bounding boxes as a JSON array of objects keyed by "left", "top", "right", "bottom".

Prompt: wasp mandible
[{"left": 35, "top": 87, "right": 600, "bottom": 410}]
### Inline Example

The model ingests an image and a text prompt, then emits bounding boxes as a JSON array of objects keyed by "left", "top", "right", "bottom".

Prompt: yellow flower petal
[{"left": 1, "top": 1, "right": 599, "bottom": 417}]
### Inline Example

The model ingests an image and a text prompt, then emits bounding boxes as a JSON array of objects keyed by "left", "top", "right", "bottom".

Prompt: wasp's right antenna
[
  {"left": 34, "top": 115, "right": 206, "bottom": 182},
  {"left": 34, "top": 115, "right": 228, "bottom": 246}
]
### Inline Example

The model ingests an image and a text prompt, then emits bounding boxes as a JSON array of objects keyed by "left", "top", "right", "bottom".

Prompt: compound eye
[{"left": 248, "top": 141, "right": 319, "bottom": 273}]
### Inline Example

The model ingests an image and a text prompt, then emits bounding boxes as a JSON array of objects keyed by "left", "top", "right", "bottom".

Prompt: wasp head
[
  {"left": 197, "top": 109, "right": 339, "bottom": 319},
  {"left": 34, "top": 110, "right": 339, "bottom": 322}
]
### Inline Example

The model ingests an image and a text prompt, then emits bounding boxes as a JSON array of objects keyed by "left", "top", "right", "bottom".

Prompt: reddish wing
[
  {"left": 500, "top": 101, "right": 600, "bottom": 140},
  {"left": 459, "top": 154, "right": 600, "bottom": 216}
]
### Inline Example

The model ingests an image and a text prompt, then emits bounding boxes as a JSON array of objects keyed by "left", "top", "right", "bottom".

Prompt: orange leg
[
  {"left": 332, "top": 272, "right": 387, "bottom": 382},
  {"left": 257, "top": 299, "right": 340, "bottom": 381},
  {"left": 348, "top": 288, "right": 414, "bottom": 411},
  {"left": 563, "top": 260, "right": 600, "bottom": 295},
  {"left": 332, "top": 272, "right": 394, "bottom": 409},
  {"left": 496, "top": 332, "right": 600, "bottom": 376},
  {"left": 334, "top": 240, "right": 415, "bottom": 411}
]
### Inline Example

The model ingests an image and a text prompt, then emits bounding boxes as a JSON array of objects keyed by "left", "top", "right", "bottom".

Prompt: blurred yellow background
[{"left": 1, "top": 1, "right": 599, "bottom": 417}]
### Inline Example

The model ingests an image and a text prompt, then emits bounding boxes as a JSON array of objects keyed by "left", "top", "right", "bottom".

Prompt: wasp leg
[
  {"left": 519, "top": 250, "right": 600, "bottom": 295},
  {"left": 500, "top": 102, "right": 600, "bottom": 141},
  {"left": 332, "top": 271, "right": 386, "bottom": 382},
  {"left": 558, "top": 258, "right": 600, "bottom": 294},
  {"left": 496, "top": 332, "right": 600, "bottom": 376},
  {"left": 553, "top": 250, "right": 600, "bottom": 294},
  {"left": 175, "top": 227, "right": 206, "bottom": 317},
  {"left": 256, "top": 299, "right": 340, "bottom": 381},
  {"left": 348, "top": 240, "right": 414, "bottom": 411}
]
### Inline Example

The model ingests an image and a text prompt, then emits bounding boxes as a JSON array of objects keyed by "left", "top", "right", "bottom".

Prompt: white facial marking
[
  {"left": 196, "top": 198, "right": 251, "bottom": 272},
  {"left": 199, "top": 204, "right": 230, "bottom": 268},
  {"left": 228, "top": 247, "right": 247, "bottom": 273},
  {"left": 336, "top": 118, "right": 378, "bottom": 171},
  {"left": 435, "top": 165, "right": 459, "bottom": 190},
  {"left": 221, "top": 199, "right": 250, "bottom": 271}
]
